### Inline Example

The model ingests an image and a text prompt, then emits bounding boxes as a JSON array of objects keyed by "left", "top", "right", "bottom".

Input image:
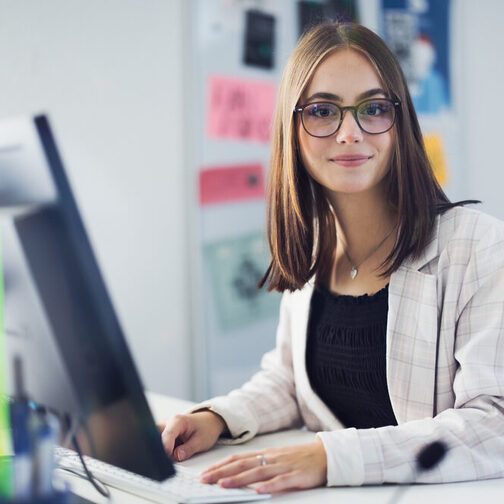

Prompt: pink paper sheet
[
  {"left": 199, "top": 163, "right": 265, "bottom": 205},
  {"left": 207, "top": 75, "right": 276, "bottom": 143}
]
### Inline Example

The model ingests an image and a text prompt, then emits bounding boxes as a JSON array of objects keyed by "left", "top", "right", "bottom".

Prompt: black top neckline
[
  {"left": 306, "top": 282, "right": 397, "bottom": 429},
  {"left": 317, "top": 283, "right": 390, "bottom": 305}
]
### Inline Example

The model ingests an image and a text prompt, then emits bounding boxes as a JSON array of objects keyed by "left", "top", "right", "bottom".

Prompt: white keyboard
[{"left": 56, "top": 447, "right": 271, "bottom": 504}]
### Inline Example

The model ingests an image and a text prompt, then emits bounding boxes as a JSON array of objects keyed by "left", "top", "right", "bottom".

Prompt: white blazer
[{"left": 193, "top": 207, "right": 504, "bottom": 486}]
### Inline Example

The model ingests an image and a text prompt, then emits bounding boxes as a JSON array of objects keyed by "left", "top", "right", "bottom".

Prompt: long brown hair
[{"left": 260, "top": 22, "right": 476, "bottom": 292}]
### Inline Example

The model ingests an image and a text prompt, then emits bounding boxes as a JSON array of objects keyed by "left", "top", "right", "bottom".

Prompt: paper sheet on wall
[
  {"left": 243, "top": 10, "right": 276, "bottom": 69},
  {"left": 199, "top": 163, "right": 265, "bottom": 206},
  {"left": 424, "top": 134, "right": 448, "bottom": 186},
  {"left": 207, "top": 75, "right": 276, "bottom": 142},
  {"left": 382, "top": 0, "right": 451, "bottom": 114},
  {"left": 204, "top": 233, "right": 280, "bottom": 332}
]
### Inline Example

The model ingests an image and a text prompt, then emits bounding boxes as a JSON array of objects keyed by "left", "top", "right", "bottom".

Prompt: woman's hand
[
  {"left": 200, "top": 439, "right": 327, "bottom": 494},
  {"left": 159, "top": 411, "right": 227, "bottom": 462}
]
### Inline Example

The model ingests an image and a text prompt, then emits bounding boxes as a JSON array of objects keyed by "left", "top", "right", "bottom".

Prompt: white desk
[{"left": 57, "top": 392, "right": 504, "bottom": 503}]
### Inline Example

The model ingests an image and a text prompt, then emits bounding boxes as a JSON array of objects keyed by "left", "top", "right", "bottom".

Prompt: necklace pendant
[{"left": 350, "top": 267, "right": 358, "bottom": 280}]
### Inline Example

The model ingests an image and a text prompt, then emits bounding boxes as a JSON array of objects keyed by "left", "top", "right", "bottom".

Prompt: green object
[
  {"left": 204, "top": 232, "right": 280, "bottom": 332},
  {"left": 0, "top": 232, "right": 13, "bottom": 497}
]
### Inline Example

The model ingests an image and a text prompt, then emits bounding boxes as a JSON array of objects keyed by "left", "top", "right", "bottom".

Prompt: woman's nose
[{"left": 335, "top": 110, "right": 363, "bottom": 144}]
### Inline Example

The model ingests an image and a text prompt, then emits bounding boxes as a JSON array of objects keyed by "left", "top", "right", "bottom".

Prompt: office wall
[
  {"left": 0, "top": 0, "right": 192, "bottom": 399},
  {"left": 457, "top": 0, "right": 504, "bottom": 219}
]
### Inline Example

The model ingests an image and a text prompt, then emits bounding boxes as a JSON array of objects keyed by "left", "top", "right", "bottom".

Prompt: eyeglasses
[{"left": 294, "top": 98, "right": 400, "bottom": 137}]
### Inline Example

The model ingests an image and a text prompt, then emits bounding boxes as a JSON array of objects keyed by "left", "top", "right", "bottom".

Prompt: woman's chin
[{"left": 324, "top": 181, "right": 376, "bottom": 196}]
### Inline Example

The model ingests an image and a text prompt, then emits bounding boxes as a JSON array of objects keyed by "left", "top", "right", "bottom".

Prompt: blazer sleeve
[
  {"left": 318, "top": 234, "right": 504, "bottom": 486},
  {"left": 188, "top": 291, "right": 303, "bottom": 444}
]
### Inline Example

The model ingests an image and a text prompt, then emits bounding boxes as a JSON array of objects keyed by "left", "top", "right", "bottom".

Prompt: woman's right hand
[{"left": 159, "top": 410, "right": 228, "bottom": 462}]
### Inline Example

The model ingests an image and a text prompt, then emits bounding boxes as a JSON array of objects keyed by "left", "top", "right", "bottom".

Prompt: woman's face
[{"left": 297, "top": 49, "right": 395, "bottom": 198}]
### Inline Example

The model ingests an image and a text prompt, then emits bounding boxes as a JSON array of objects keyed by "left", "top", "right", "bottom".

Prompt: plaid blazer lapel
[{"left": 387, "top": 217, "right": 441, "bottom": 423}]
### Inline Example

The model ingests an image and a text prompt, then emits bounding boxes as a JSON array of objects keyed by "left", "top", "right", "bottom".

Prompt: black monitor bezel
[{"left": 10, "top": 115, "right": 174, "bottom": 480}]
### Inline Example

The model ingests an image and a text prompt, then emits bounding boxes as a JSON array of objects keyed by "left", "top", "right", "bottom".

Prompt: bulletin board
[{"left": 188, "top": 0, "right": 299, "bottom": 400}]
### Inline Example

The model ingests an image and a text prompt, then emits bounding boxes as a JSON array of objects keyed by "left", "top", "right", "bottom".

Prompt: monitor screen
[{"left": 0, "top": 115, "right": 174, "bottom": 480}]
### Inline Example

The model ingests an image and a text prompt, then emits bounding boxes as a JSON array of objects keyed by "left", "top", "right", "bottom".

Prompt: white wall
[
  {"left": 0, "top": 0, "right": 192, "bottom": 399},
  {"left": 457, "top": 0, "right": 504, "bottom": 220}
]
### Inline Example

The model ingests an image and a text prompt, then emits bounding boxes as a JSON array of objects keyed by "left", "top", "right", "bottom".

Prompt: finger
[
  {"left": 202, "top": 451, "right": 265, "bottom": 474},
  {"left": 201, "top": 456, "right": 266, "bottom": 483},
  {"left": 218, "top": 465, "right": 287, "bottom": 489},
  {"left": 161, "top": 416, "right": 191, "bottom": 455},
  {"left": 173, "top": 434, "right": 202, "bottom": 461},
  {"left": 177, "top": 427, "right": 221, "bottom": 462},
  {"left": 252, "top": 472, "right": 301, "bottom": 494},
  {"left": 161, "top": 426, "right": 179, "bottom": 455},
  {"left": 174, "top": 444, "right": 189, "bottom": 462}
]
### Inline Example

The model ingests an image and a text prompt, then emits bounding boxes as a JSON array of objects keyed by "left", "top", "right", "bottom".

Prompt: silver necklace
[{"left": 338, "top": 225, "right": 397, "bottom": 280}]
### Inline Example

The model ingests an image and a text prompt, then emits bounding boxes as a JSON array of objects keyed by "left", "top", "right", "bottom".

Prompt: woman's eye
[
  {"left": 360, "top": 102, "right": 390, "bottom": 116},
  {"left": 308, "top": 104, "right": 337, "bottom": 118}
]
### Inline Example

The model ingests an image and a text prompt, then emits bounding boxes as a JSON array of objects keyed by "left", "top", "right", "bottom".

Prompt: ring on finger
[{"left": 256, "top": 454, "right": 267, "bottom": 466}]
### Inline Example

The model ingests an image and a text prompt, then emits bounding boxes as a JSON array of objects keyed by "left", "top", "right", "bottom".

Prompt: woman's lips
[{"left": 329, "top": 155, "right": 371, "bottom": 167}]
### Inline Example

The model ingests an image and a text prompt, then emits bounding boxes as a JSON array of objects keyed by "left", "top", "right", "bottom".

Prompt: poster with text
[
  {"left": 382, "top": 0, "right": 450, "bottom": 114},
  {"left": 207, "top": 75, "right": 276, "bottom": 142},
  {"left": 204, "top": 233, "right": 280, "bottom": 332}
]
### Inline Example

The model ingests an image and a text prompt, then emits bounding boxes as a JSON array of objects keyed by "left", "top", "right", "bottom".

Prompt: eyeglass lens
[{"left": 301, "top": 99, "right": 396, "bottom": 137}]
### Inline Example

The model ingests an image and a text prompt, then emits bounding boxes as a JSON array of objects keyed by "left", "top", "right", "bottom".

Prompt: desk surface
[{"left": 57, "top": 391, "right": 504, "bottom": 504}]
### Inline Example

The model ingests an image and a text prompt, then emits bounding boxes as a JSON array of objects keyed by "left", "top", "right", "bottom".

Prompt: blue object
[{"left": 0, "top": 489, "right": 73, "bottom": 503}]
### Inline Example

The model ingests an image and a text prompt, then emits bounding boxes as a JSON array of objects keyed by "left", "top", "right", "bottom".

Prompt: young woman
[{"left": 160, "top": 22, "right": 504, "bottom": 492}]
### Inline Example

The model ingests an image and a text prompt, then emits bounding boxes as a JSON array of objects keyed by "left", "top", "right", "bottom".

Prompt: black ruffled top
[{"left": 305, "top": 284, "right": 398, "bottom": 429}]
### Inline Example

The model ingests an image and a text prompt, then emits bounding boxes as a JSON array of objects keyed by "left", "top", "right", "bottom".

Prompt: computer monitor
[{"left": 0, "top": 115, "right": 174, "bottom": 481}]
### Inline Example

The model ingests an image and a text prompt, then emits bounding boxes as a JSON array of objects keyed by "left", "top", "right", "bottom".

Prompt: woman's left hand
[{"left": 199, "top": 439, "right": 328, "bottom": 494}]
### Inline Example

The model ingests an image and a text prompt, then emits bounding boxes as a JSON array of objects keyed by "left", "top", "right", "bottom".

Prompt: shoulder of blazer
[{"left": 401, "top": 206, "right": 504, "bottom": 273}]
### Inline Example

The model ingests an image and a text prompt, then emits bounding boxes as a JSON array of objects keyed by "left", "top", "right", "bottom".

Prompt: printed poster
[
  {"left": 382, "top": 0, "right": 450, "bottom": 114},
  {"left": 243, "top": 10, "right": 276, "bottom": 69},
  {"left": 204, "top": 233, "right": 280, "bottom": 331},
  {"left": 207, "top": 75, "right": 276, "bottom": 143},
  {"left": 199, "top": 163, "right": 265, "bottom": 206},
  {"left": 424, "top": 133, "right": 449, "bottom": 186}
]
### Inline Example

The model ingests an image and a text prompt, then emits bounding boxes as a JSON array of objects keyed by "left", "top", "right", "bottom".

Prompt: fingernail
[
  {"left": 219, "top": 478, "right": 231, "bottom": 487},
  {"left": 253, "top": 485, "right": 267, "bottom": 493},
  {"left": 200, "top": 474, "right": 211, "bottom": 483},
  {"left": 177, "top": 449, "right": 186, "bottom": 460}
]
